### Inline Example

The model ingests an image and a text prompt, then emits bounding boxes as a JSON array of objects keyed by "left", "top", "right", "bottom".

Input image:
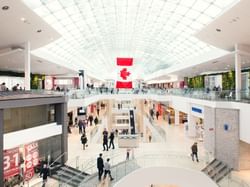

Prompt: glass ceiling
[{"left": 23, "top": 0, "right": 239, "bottom": 79}]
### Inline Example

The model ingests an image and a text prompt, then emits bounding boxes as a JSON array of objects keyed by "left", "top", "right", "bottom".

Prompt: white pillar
[
  {"left": 24, "top": 41, "right": 31, "bottom": 90},
  {"left": 188, "top": 114, "right": 196, "bottom": 137},
  {"left": 79, "top": 76, "right": 83, "bottom": 90},
  {"left": 235, "top": 45, "right": 241, "bottom": 101},
  {"left": 175, "top": 110, "right": 179, "bottom": 125}
]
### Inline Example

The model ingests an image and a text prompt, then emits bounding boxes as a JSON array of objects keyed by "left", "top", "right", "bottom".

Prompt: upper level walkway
[
  {"left": 1, "top": 88, "right": 250, "bottom": 103},
  {"left": 68, "top": 88, "right": 250, "bottom": 102}
]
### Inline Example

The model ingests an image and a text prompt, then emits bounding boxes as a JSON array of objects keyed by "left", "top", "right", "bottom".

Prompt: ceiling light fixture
[{"left": 2, "top": 6, "right": 9, "bottom": 10}]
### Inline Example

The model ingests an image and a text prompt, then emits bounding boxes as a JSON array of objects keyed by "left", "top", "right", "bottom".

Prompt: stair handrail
[
  {"left": 81, "top": 151, "right": 207, "bottom": 186},
  {"left": 61, "top": 151, "right": 126, "bottom": 186},
  {"left": 48, "top": 152, "right": 67, "bottom": 169}
]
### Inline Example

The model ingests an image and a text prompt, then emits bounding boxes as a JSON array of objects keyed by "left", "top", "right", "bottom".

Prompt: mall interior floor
[{"left": 24, "top": 113, "right": 250, "bottom": 187}]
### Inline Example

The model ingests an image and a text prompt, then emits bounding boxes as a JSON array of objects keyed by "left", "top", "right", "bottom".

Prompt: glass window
[
  {"left": 23, "top": 0, "right": 240, "bottom": 78},
  {"left": 4, "top": 105, "right": 56, "bottom": 133}
]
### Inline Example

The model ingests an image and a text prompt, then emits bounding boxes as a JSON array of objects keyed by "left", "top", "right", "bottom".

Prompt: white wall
[
  {"left": 114, "top": 167, "right": 218, "bottom": 187},
  {"left": 169, "top": 96, "right": 189, "bottom": 113},
  {"left": 233, "top": 102, "right": 250, "bottom": 143},
  {"left": 4, "top": 123, "right": 62, "bottom": 150}
]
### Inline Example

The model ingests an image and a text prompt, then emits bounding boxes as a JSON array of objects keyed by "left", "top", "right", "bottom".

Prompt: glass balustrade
[
  {"left": 65, "top": 88, "right": 250, "bottom": 103},
  {"left": 1, "top": 88, "right": 250, "bottom": 103},
  {"left": 55, "top": 152, "right": 250, "bottom": 187}
]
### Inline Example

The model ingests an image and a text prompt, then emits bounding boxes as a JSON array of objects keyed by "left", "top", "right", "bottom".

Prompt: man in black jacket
[
  {"left": 40, "top": 164, "right": 50, "bottom": 187},
  {"left": 103, "top": 129, "right": 109, "bottom": 151},
  {"left": 109, "top": 131, "right": 115, "bottom": 149},
  {"left": 97, "top": 153, "right": 104, "bottom": 181},
  {"left": 191, "top": 142, "right": 199, "bottom": 162}
]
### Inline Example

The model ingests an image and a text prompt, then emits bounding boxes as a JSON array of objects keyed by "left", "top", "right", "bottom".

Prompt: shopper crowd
[{"left": 0, "top": 82, "right": 23, "bottom": 92}]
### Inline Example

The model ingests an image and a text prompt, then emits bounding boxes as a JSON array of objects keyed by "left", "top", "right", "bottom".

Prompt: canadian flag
[{"left": 116, "top": 58, "right": 133, "bottom": 89}]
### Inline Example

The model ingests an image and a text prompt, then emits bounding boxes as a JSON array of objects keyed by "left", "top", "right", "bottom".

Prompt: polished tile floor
[{"left": 25, "top": 110, "right": 250, "bottom": 187}]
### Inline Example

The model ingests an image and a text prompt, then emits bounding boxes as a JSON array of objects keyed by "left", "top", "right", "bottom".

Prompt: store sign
[
  {"left": 224, "top": 124, "right": 231, "bottom": 131},
  {"left": 3, "top": 147, "right": 20, "bottom": 179},
  {"left": 24, "top": 142, "right": 39, "bottom": 181},
  {"left": 191, "top": 107, "right": 202, "bottom": 114}
]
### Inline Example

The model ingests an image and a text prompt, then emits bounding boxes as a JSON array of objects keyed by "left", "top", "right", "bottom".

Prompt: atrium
[{"left": 1, "top": 0, "right": 250, "bottom": 187}]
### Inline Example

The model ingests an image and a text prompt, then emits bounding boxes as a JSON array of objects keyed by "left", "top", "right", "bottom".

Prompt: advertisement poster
[
  {"left": 24, "top": 142, "right": 39, "bottom": 181},
  {"left": 3, "top": 147, "right": 20, "bottom": 179}
]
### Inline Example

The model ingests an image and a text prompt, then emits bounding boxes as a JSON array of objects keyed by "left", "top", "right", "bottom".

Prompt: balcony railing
[
  {"left": 1, "top": 88, "right": 250, "bottom": 103},
  {"left": 66, "top": 88, "right": 250, "bottom": 103}
]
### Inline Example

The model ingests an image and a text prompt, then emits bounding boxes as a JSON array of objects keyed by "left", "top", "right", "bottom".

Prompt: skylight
[{"left": 23, "top": 0, "right": 239, "bottom": 79}]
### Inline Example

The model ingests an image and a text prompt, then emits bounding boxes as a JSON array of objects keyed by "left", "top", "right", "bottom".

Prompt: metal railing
[
  {"left": 79, "top": 151, "right": 207, "bottom": 187},
  {"left": 49, "top": 152, "right": 67, "bottom": 169},
  {"left": 33, "top": 150, "right": 250, "bottom": 187},
  {"left": 1, "top": 88, "right": 250, "bottom": 103}
]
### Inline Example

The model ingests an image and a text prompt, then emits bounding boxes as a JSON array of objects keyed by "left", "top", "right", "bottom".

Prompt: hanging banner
[
  {"left": 24, "top": 142, "right": 39, "bottom": 181},
  {"left": 116, "top": 58, "right": 133, "bottom": 89},
  {"left": 3, "top": 147, "right": 20, "bottom": 179}
]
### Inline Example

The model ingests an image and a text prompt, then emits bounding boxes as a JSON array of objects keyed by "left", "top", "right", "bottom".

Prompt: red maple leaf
[{"left": 120, "top": 68, "right": 131, "bottom": 80}]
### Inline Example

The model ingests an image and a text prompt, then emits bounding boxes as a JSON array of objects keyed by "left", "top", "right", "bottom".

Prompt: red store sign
[
  {"left": 24, "top": 142, "right": 39, "bottom": 181},
  {"left": 3, "top": 147, "right": 20, "bottom": 179}
]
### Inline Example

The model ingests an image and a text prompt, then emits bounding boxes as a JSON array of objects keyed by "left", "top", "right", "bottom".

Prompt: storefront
[
  {"left": 0, "top": 95, "right": 67, "bottom": 187},
  {"left": 3, "top": 137, "right": 61, "bottom": 186},
  {"left": 187, "top": 104, "right": 204, "bottom": 141}
]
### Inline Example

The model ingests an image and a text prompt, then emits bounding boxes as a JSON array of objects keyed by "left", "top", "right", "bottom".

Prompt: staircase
[
  {"left": 202, "top": 159, "right": 231, "bottom": 183},
  {"left": 51, "top": 165, "right": 89, "bottom": 187}
]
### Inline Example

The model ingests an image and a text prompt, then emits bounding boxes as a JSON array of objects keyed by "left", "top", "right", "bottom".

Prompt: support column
[
  {"left": 79, "top": 70, "right": 84, "bottom": 90},
  {"left": 24, "top": 41, "right": 31, "bottom": 91},
  {"left": 188, "top": 113, "right": 196, "bottom": 137},
  {"left": 0, "top": 109, "right": 3, "bottom": 187},
  {"left": 175, "top": 110, "right": 180, "bottom": 125},
  {"left": 138, "top": 100, "right": 144, "bottom": 134},
  {"left": 107, "top": 100, "right": 113, "bottom": 131},
  {"left": 55, "top": 103, "right": 68, "bottom": 163},
  {"left": 235, "top": 44, "right": 242, "bottom": 101}
]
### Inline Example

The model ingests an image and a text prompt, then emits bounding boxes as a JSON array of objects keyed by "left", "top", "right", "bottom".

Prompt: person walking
[
  {"left": 109, "top": 131, "right": 115, "bottom": 149},
  {"left": 103, "top": 128, "right": 109, "bottom": 151},
  {"left": 94, "top": 116, "right": 99, "bottom": 126},
  {"left": 150, "top": 109, "right": 154, "bottom": 120},
  {"left": 191, "top": 142, "right": 199, "bottom": 162},
  {"left": 0, "top": 82, "right": 7, "bottom": 91},
  {"left": 78, "top": 120, "right": 83, "bottom": 134},
  {"left": 88, "top": 115, "right": 94, "bottom": 126},
  {"left": 74, "top": 117, "right": 78, "bottom": 127},
  {"left": 156, "top": 111, "right": 160, "bottom": 120},
  {"left": 148, "top": 135, "right": 152, "bottom": 143},
  {"left": 97, "top": 153, "right": 104, "bottom": 181},
  {"left": 81, "top": 133, "right": 88, "bottom": 150},
  {"left": 12, "top": 83, "right": 19, "bottom": 91},
  {"left": 103, "top": 158, "right": 114, "bottom": 181},
  {"left": 97, "top": 108, "right": 100, "bottom": 116},
  {"left": 40, "top": 164, "right": 50, "bottom": 187},
  {"left": 126, "top": 148, "right": 130, "bottom": 160}
]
